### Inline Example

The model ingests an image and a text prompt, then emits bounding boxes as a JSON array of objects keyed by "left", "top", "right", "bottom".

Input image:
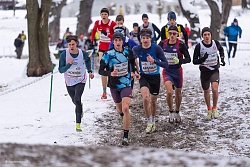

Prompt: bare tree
[
  {"left": 242, "top": 0, "right": 249, "bottom": 9},
  {"left": 76, "top": 0, "right": 94, "bottom": 36},
  {"left": 221, "top": 0, "right": 232, "bottom": 24},
  {"left": 205, "top": 0, "right": 221, "bottom": 40},
  {"left": 49, "top": 0, "right": 67, "bottom": 43},
  {"left": 26, "top": 0, "right": 52, "bottom": 77},
  {"left": 178, "top": 0, "right": 201, "bottom": 42}
]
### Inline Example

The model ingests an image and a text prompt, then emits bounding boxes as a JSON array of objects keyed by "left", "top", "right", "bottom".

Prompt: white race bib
[
  {"left": 202, "top": 53, "right": 218, "bottom": 67},
  {"left": 67, "top": 66, "right": 82, "bottom": 78},
  {"left": 114, "top": 62, "right": 128, "bottom": 76},
  {"left": 164, "top": 52, "right": 178, "bottom": 65},
  {"left": 141, "top": 62, "right": 157, "bottom": 74}
]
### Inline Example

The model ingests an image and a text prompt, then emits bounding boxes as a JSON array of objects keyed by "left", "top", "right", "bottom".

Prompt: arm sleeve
[
  {"left": 82, "top": 50, "right": 92, "bottom": 73},
  {"left": 155, "top": 45, "right": 168, "bottom": 68},
  {"left": 160, "top": 26, "right": 166, "bottom": 41},
  {"left": 137, "top": 27, "right": 141, "bottom": 43},
  {"left": 58, "top": 50, "right": 72, "bottom": 73},
  {"left": 128, "top": 49, "right": 136, "bottom": 72},
  {"left": 215, "top": 40, "right": 224, "bottom": 60},
  {"left": 239, "top": 27, "right": 242, "bottom": 38},
  {"left": 109, "top": 42, "right": 114, "bottom": 50},
  {"left": 179, "top": 42, "right": 191, "bottom": 64},
  {"left": 193, "top": 44, "right": 202, "bottom": 65},
  {"left": 98, "top": 53, "right": 111, "bottom": 76},
  {"left": 91, "top": 21, "right": 97, "bottom": 42},
  {"left": 180, "top": 25, "right": 188, "bottom": 46},
  {"left": 153, "top": 23, "right": 161, "bottom": 41}
]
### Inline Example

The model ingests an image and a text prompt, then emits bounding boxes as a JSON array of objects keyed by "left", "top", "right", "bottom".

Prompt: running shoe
[
  {"left": 101, "top": 93, "right": 107, "bottom": 99},
  {"left": 151, "top": 121, "right": 156, "bottom": 132},
  {"left": 122, "top": 138, "right": 129, "bottom": 146},
  {"left": 146, "top": 123, "right": 153, "bottom": 134},
  {"left": 206, "top": 110, "right": 213, "bottom": 120},
  {"left": 213, "top": 108, "right": 219, "bottom": 118},
  {"left": 169, "top": 112, "right": 175, "bottom": 123},
  {"left": 76, "top": 123, "right": 82, "bottom": 132},
  {"left": 175, "top": 112, "right": 181, "bottom": 123}
]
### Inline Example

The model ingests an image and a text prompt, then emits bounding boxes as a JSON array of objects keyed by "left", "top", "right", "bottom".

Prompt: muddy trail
[{"left": 94, "top": 73, "right": 250, "bottom": 158}]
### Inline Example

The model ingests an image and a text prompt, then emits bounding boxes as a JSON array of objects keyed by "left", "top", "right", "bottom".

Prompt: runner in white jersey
[
  {"left": 193, "top": 27, "right": 225, "bottom": 121},
  {"left": 59, "top": 35, "right": 94, "bottom": 131}
]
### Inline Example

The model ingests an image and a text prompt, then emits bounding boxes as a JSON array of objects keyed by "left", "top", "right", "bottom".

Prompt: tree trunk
[
  {"left": 49, "top": 0, "right": 67, "bottom": 43},
  {"left": 178, "top": 0, "right": 201, "bottom": 42},
  {"left": 221, "top": 0, "right": 232, "bottom": 24},
  {"left": 26, "top": 0, "right": 52, "bottom": 77},
  {"left": 242, "top": 0, "right": 248, "bottom": 9},
  {"left": 76, "top": 0, "right": 94, "bottom": 36},
  {"left": 205, "top": 0, "right": 221, "bottom": 40}
]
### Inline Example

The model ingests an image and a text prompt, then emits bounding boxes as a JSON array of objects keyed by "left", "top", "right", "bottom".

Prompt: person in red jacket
[{"left": 91, "top": 8, "right": 116, "bottom": 99}]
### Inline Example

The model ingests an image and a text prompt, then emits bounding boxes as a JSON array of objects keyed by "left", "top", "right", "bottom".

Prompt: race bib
[
  {"left": 67, "top": 66, "right": 82, "bottom": 78},
  {"left": 114, "top": 62, "right": 128, "bottom": 76},
  {"left": 202, "top": 53, "right": 218, "bottom": 67},
  {"left": 141, "top": 62, "right": 157, "bottom": 74},
  {"left": 164, "top": 52, "right": 178, "bottom": 65}
]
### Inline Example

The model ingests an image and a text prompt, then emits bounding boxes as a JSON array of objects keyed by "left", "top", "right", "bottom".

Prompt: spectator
[
  {"left": 14, "top": 34, "right": 24, "bottom": 59},
  {"left": 224, "top": 18, "right": 242, "bottom": 58}
]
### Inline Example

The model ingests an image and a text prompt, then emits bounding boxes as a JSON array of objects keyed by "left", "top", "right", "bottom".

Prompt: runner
[
  {"left": 91, "top": 7, "right": 116, "bottom": 99},
  {"left": 58, "top": 35, "right": 94, "bottom": 131},
  {"left": 159, "top": 26, "right": 191, "bottom": 123},
  {"left": 160, "top": 11, "right": 188, "bottom": 48},
  {"left": 193, "top": 27, "right": 225, "bottom": 120},
  {"left": 99, "top": 32, "right": 138, "bottom": 145},
  {"left": 132, "top": 28, "right": 168, "bottom": 133},
  {"left": 137, "top": 14, "right": 161, "bottom": 44}
]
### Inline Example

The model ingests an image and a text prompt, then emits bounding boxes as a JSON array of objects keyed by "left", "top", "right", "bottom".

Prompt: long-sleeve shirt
[{"left": 58, "top": 50, "right": 92, "bottom": 74}]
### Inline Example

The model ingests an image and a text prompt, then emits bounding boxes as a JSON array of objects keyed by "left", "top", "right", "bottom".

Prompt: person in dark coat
[{"left": 14, "top": 34, "right": 24, "bottom": 59}]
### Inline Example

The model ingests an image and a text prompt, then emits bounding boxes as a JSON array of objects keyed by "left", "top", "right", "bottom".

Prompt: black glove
[
  {"left": 221, "top": 59, "right": 226, "bottom": 66},
  {"left": 200, "top": 52, "right": 208, "bottom": 63},
  {"left": 101, "top": 30, "right": 107, "bottom": 36}
]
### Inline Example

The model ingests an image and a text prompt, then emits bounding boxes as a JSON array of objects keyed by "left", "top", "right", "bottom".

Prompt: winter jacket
[{"left": 224, "top": 23, "right": 242, "bottom": 42}]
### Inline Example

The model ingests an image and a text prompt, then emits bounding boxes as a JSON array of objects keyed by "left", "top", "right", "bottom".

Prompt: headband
[{"left": 140, "top": 32, "right": 151, "bottom": 38}]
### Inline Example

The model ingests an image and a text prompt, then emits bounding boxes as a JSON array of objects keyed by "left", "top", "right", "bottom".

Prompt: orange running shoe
[{"left": 101, "top": 93, "right": 107, "bottom": 99}]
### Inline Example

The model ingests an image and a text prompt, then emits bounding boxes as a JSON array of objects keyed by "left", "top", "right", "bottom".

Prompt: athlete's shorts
[
  {"left": 98, "top": 49, "right": 106, "bottom": 61},
  {"left": 110, "top": 86, "right": 132, "bottom": 103},
  {"left": 162, "top": 67, "right": 183, "bottom": 88},
  {"left": 200, "top": 70, "right": 219, "bottom": 90},
  {"left": 139, "top": 74, "right": 160, "bottom": 95}
]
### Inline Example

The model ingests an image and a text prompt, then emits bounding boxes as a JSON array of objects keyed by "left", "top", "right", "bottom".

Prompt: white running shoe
[{"left": 169, "top": 112, "right": 175, "bottom": 123}]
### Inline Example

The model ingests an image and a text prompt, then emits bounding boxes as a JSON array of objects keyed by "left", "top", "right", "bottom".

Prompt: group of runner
[{"left": 58, "top": 7, "right": 225, "bottom": 146}]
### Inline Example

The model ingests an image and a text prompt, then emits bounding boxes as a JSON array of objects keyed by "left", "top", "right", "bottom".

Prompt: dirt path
[{"left": 94, "top": 72, "right": 250, "bottom": 158}]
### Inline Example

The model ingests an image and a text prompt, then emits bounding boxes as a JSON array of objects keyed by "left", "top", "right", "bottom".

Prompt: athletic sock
[
  {"left": 147, "top": 117, "right": 152, "bottom": 124},
  {"left": 103, "top": 88, "right": 107, "bottom": 93},
  {"left": 123, "top": 130, "right": 129, "bottom": 138}
]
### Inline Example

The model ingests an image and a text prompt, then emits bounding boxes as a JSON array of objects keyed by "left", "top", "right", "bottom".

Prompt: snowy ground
[{"left": 0, "top": 6, "right": 250, "bottom": 167}]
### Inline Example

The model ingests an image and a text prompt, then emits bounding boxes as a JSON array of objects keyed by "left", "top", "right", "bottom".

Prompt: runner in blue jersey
[
  {"left": 159, "top": 26, "right": 191, "bottom": 123},
  {"left": 99, "top": 32, "right": 139, "bottom": 146},
  {"left": 58, "top": 35, "right": 94, "bottom": 132},
  {"left": 132, "top": 28, "right": 168, "bottom": 134}
]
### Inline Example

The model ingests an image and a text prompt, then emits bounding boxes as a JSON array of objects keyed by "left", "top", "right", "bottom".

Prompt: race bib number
[
  {"left": 141, "top": 62, "right": 157, "bottom": 74},
  {"left": 164, "top": 52, "right": 178, "bottom": 65},
  {"left": 67, "top": 66, "right": 82, "bottom": 78},
  {"left": 114, "top": 62, "right": 128, "bottom": 76},
  {"left": 202, "top": 53, "right": 218, "bottom": 67}
]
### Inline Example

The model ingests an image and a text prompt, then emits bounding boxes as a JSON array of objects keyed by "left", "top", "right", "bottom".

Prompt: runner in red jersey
[{"left": 91, "top": 7, "right": 116, "bottom": 99}]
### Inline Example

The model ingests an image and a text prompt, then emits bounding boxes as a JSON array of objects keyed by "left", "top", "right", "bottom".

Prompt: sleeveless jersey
[
  {"left": 140, "top": 22, "right": 156, "bottom": 41},
  {"left": 200, "top": 40, "right": 219, "bottom": 71},
  {"left": 64, "top": 49, "right": 87, "bottom": 86}
]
